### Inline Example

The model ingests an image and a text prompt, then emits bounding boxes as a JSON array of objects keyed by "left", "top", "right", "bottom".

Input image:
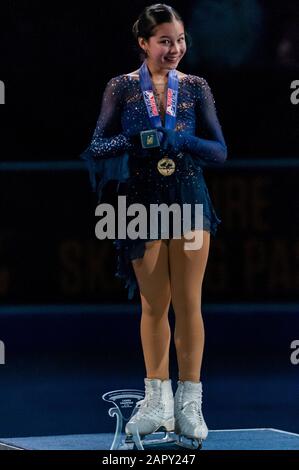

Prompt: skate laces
[
  {"left": 136, "top": 391, "right": 158, "bottom": 408},
  {"left": 181, "top": 389, "right": 204, "bottom": 425},
  {"left": 133, "top": 389, "right": 161, "bottom": 419},
  {"left": 182, "top": 400, "right": 204, "bottom": 425}
]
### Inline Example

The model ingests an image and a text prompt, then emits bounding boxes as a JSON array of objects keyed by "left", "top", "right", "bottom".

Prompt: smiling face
[{"left": 138, "top": 19, "right": 187, "bottom": 72}]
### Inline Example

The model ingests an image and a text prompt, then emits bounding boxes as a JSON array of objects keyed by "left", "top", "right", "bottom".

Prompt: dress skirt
[{"left": 113, "top": 151, "right": 221, "bottom": 300}]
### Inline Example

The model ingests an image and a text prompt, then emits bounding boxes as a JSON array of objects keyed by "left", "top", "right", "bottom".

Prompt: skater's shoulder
[
  {"left": 124, "top": 70, "right": 140, "bottom": 80},
  {"left": 123, "top": 70, "right": 189, "bottom": 81}
]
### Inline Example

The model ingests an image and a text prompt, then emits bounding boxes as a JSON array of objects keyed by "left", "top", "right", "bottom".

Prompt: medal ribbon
[{"left": 139, "top": 60, "right": 179, "bottom": 131}]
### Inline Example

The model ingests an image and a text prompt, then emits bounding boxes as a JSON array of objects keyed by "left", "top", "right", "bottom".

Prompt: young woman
[{"left": 81, "top": 3, "right": 227, "bottom": 449}]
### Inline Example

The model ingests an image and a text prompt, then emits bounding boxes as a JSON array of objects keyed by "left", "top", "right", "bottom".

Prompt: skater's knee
[
  {"left": 141, "top": 299, "right": 171, "bottom": 319},
  {"left": 172, "top": 294, "right": 202, "bottom": 318},
  {"left": 140, "top": 287, "right": 171, "bottom": 318}
]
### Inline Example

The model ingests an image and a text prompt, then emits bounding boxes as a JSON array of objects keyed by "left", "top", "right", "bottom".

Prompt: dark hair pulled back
[{"left": 132, "top": 3, "right": 192, "bottom": 62}]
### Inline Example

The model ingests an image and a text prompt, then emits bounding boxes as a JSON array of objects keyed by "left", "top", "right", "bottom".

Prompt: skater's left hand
[{"left": 156, "top": 127, "right": 187, "bottom": 154}]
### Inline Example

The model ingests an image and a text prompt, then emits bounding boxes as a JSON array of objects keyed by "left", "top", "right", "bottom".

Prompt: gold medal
[{"left": 157, "top": 156, "right": 176, "bottom": 176}]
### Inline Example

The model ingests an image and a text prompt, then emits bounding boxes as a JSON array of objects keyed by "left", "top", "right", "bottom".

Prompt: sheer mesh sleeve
[
  {"left": 183, "top": 77, "right": 227, "bottom": 164},
  {"left": 80, "top": 76, "right": 132, "bottom": 202},
  {"left": 87, "top": 76, "right": 133, "bottom": 158}
]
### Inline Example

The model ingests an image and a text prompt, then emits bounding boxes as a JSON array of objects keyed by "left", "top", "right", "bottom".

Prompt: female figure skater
[{"left": 81, "top": 3, "right": 227, "bottom": 449}]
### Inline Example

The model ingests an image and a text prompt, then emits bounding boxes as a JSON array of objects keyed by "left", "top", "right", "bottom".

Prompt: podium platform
[{"left": 1, "top": 429, "right": 298, "bottom": 450}]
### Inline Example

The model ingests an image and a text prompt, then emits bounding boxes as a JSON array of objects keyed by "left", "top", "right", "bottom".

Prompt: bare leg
[
  {"left": 169, "top": 230, "right": 210, "bottom": 383},
  {"left": 132, "top": 240, "right": 172, "bottom": 380}
]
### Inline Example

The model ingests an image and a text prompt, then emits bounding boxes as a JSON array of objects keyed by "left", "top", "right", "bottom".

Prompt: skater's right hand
[{"left": 124, "top": 130, "right": 159, "bottom": 159}]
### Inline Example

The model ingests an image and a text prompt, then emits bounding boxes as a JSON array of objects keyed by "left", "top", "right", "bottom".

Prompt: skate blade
[
  {"left": 175, "top": 434, "right": 202, "bottom": 450},
  {"left": 125, "top": 428, "right": 177, "bottom": 450}
]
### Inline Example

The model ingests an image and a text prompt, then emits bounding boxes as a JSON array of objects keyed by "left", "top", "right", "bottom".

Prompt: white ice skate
[
  {"left": 174, "top": 380, "right": 208, "bottom": 450},
  {"left": 125, "top": 378, "right": 176, "bottom": 450}
]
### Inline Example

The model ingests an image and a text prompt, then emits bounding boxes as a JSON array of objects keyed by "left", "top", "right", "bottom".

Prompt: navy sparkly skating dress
[{"left": 81, "top": 69, "right": 227, "bottom": 300}]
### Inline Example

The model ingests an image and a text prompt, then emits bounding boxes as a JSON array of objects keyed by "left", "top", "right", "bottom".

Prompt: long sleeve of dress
[
  {"left": 182, "top": 77, "right": 227, "bottom": 164},
  {"left": 80, "top": 77, "right": 132, "bottom": 201},
  {"left": 87, "top": 77, "right": 133, "bottom": 158}
]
